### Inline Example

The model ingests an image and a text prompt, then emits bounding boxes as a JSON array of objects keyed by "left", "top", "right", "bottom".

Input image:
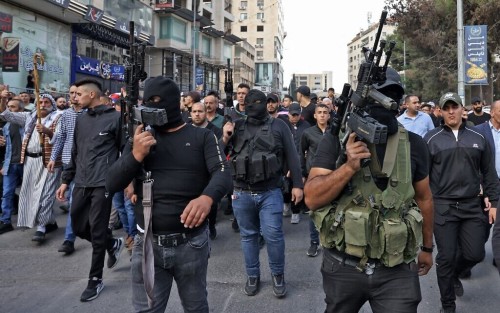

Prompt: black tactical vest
[{"left": 229, "top": 118, "right": 282, "bottom": 184}]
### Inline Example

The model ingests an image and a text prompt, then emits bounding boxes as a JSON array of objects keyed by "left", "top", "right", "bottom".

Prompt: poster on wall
[
  {"left": 0, "top": 12, "right": 13, "bottom": 33},
  {"left": 1, "top": 37, "right": 19, "bottom": 72},
  {"left": 464, "top": 25, "right": 488, "bottom": 85}
]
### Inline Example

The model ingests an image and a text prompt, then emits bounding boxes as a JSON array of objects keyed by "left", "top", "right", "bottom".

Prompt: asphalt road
[{"left": 1, "top": 200, "right": 499, "bottom": 313}]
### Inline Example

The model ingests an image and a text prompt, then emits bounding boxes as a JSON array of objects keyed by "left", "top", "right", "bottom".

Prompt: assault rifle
[
  {"left": 121, "top": 22, "right": 166, "bottom": 146},
  {"left": 335, "top": 11, "right": 397, "bottom": 168},
  {"left": 224, "top": 58, "right": 234, "bottom": 135}
]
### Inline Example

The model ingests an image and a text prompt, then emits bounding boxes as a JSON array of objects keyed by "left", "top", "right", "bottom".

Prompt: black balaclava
[
  {"left": 143, "top": 76, "right": 184, "bottom": 131},
  {"left": 245, "top": 89, "right": 269, "bottom": 124},
  {"left": 368, "top": 105, "right": 399, "bottom": 136}
]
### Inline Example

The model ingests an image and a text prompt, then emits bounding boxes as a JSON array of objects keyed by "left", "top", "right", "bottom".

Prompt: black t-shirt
[
  {"left": 301, "top": 102, "right": 317, "bottom": 126},
  {"left": 467, "top": 112, "right": 490, "bottom": 126},
  {"left": 9, "top": 123, "right": 22, "bottom": 164},
  {"left": 313, "top": 131, "right": 429, "bottom": 189}
]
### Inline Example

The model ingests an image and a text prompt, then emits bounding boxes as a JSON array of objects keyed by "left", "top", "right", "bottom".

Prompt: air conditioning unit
[
  {"left": 258, "top": 5, "right": 264, "bottom": 10},
  {"left": 261, "top": 19, "right": 265, "bottom": 22},
  {"left": 256, "top": 44, "right": 263, "bottom": 48},
  {"left": 239, "top": 6, "right": 247, "bottom": 10},
  {"left": 239, "top": 19, "right": 243, "bottom": 22},
  {"left": 257, "top": 56, "right": 263, "bottom": 60}
]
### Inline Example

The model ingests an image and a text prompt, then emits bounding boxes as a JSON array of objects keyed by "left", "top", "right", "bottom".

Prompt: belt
[
  {"left": 234, "top": 187, "right": 268, "bottom": 193},
  {"left": 325, "top": 248, "right": 383, "bottom": 275},
  {"left": 142, "top": 227, "right": 205, "bottom": 248},
  {"left": 25, "top": 151, "right": 43, "bottom": 158}
]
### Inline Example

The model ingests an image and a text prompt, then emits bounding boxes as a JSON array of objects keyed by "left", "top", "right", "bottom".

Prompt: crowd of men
[{"left": 1, "top": 77, "right": 500, "bottom": 313}]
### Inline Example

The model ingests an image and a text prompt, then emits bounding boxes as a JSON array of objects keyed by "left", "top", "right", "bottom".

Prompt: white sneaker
[
  {"left": 291, "top": 214, "right": 300, "bottom": 224},
  {"left": 282, "top": 203, "right": 292, "bottom": 217}
]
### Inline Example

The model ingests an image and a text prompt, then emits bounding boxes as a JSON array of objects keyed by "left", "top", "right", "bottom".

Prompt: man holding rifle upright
[{"left": 304, "top": 11, "right": 434, "bottom": 313}]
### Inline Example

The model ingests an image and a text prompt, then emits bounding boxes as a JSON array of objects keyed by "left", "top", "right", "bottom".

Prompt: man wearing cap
[
  {"left": 223, "top": 89, "right": 304, "bottom": 298},
  {"left": 468, "top": 96, "right": 490, "bottom": 126},
  {"left": 397, "top": 95, "right": 435, "bottom": 137},
  {"left": 0, "top": 93, "right": 63, "bottom": 242},
  {"left": 284, "top": 102, "right": 310, "bottom": 222},
  {"left": 106, "top": 77, "right": 232, "bottom": 312},
  {"left": 296, "top": 85, "right": 316, "bottom": 126},
  {"left": 424, "top": 92, "right": 499, "bottom": 313}
]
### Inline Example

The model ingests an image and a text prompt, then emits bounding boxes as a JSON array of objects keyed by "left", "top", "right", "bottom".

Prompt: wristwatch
[{"left": 420, "top": 245, "right": 434, "bottom": 253}]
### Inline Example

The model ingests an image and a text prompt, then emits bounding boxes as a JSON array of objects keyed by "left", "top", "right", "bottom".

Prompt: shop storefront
[{"left": 0, "top": 3, "right": 71, "bottom": 94}]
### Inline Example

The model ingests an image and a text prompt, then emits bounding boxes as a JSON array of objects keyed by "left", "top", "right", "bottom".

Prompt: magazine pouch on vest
[
  {"left": 311, "top": 127, "right": 423, "bottom": 268},
  {"left": 230, "top": 118, "right": 281, "bottom": 184}
]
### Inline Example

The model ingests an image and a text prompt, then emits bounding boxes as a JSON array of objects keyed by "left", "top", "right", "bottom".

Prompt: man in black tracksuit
[
  {"left": 424, "top": 92, "right": 499, "bottom": 313},
  {"left": 56, "top": 79, "right": 123, "bottom": 302}
]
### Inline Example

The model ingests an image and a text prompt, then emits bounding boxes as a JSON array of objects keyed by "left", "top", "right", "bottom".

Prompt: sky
[{"left": 282, "top": 0, "right": 388, "bottom": 91}]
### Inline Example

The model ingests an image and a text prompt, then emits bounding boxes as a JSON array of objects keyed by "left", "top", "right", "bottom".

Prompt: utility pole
[
  {"left": 457, "top": 0, "right": 465, "bottom": 102},
  {"left": 192, "top": 0, "right": 197, "bottom": 91}
]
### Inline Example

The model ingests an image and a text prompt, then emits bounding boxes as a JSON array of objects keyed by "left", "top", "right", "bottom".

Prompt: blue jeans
[
  {"left": 131, "top": 227, "right": 210, "bottom": 313},
  {"left": 113, "top": 190, "right": 137, "bottom": 237},
  {"left": 232, "top": 188, "right": 285, "bottom": 277},
  {"left": 0, "top": 163, "right": 23, "bottom": 224},
  {"left": 64, "top": 181, "right": 76, "bottom": 242},
  {"left": 309, "top": 217, "right": 319, "bottom": 244}
]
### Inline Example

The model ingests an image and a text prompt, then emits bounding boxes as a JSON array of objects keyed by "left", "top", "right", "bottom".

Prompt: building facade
[
  {"left": 232, "top": 0, "right": 285, "bottom": 93},
  {"left": 347, "top": 21, "right": 396, "bottom": 90}
]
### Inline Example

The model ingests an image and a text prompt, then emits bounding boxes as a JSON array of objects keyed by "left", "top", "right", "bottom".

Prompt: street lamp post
[
  {"left": 192, "top": 0, "right": 197, "bottom": 91},
  {"left": 457, "top": 0, "right": 465, "bottom": 101}
]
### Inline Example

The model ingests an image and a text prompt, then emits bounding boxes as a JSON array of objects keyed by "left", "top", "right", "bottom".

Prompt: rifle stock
[
  {"left": 224, "top": 58, "right": 234, "bottom": 135},
  {"left": 121, "top": 21, "right": 148, "bottom": 147}
]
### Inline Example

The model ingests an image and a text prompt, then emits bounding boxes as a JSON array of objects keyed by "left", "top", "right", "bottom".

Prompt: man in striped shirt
[{"left": 48, "top": 85, "right": 82, "bottom": 254}]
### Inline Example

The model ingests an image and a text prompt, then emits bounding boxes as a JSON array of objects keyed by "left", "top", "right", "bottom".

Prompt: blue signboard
[
  {"left": 196, "top": 66, "right": 204, "bottom": 87},
  {"left": 76, "top": 55, "right": 100, "bottom": 77},
  {"left": 75, "top": 55, "right": 124, "bottom": 81},
  {"left": 464, "top": 25, "right": 488, "bottom": 85}
]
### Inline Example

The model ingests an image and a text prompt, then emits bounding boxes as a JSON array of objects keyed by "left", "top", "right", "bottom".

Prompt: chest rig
[
  {"left": 229, "top": 118, "right": 282, "bottom": 184},
  {"left": 311, "top": 127, "right": 423, "bottom": 268}
]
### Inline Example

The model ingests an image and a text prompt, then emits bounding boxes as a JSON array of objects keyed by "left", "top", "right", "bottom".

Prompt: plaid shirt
[{"left": 50, "top": 107, "right": 82, "bottom": 164}]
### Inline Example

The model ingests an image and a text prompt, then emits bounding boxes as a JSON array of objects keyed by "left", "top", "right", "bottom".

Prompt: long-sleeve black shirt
[
  {"left": 300, "top": 125, "right": 330, "bottom": 177},
  {"left": 424, "top": 122, "right": 500, "bottom": 203},
  {"left": 106, "top": 124, "right": 232, "bottom": 234},
  {"left": 229, "top": 117, "right": 304, "bottom": 190}
]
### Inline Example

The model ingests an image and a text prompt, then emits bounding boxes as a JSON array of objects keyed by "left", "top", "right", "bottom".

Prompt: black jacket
[
  {"left": 424, "top": 122, "right": 500, "bottom": 203},
  {"left": 62, "top": 105, "right": 121, "bottom": 187}
]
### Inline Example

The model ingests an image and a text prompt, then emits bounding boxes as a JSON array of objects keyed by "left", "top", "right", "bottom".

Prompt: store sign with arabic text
[
  {"left": 464, "top": 25, "right": 488, "bottom": 85},
  {"left": 75, "top": 55, "right": 124, "bottom": 81}
]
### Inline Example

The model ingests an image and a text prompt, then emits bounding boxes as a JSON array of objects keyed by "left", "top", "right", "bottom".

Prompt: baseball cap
[
  {"left": 310, "top": 92, "right": 318, "bottom": 100},
  {"left": 420, "top": 102, "right": 432, "bottom": 110},
  {"left": 289, "top": 102, "right": 302, "bottom": 115},
  {"left": 267, "top": 93, "right": 279, "bottom": 103},
  {"left": 245, "top": 89, "right": 267, "bottom": 105},
  {"left": 296, "top": 85, "right": 311, "bottom": 97},
  {"left": 471, "top": 96, "right": 481, "bottom": 103},
  {"left": 439, "top": 92, "right": 463, "bottom": 108}
]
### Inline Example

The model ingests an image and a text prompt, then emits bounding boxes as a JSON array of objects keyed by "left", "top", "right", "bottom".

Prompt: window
[
  {"left": 257, "top": 0, "right": 264, "bottom": 6},
  {"left": 257, "top": 13, "right": 264, "bottom": 20},
  {"left": 257, "top": 25, "right": 264, "bottom": 32},
  {"left": 240, "top": 13, "right": 247, "bottom": 20},
  {"left": 202, "top": 36, "right": 211, "bottom": 57},
  {"left": 241, "top": 26, "right": 247, "bottom": 32},
  {"left": 160, "top": 17, "right": 187, "bottom": 42},
  {"left": 257, "top": 51, "right": 263, "bottom": 57},
  {"left": 240, "top": 1, "right": 247, "bottom": 8},
  {"left": 256, "top": 38, "right": 264, "bottom": 45}
]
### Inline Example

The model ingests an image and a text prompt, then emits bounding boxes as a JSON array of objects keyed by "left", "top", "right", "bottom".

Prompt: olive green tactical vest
[{"left": 310, "top": 127, "right": 423, "bottom": 268}]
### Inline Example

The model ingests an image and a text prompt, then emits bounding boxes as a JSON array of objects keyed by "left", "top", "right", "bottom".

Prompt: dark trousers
[
  {"left": 493, "top": 208, "right": 500, "bottom": 274},
  {"left": 208, "top": 201, "right": 218, "bottom": 228},
  {"left": 434, "top": 200, "right": 488, "bottom": 310},
  {"left": 321, "top": 249, "right": 421, "bottom": 313},
  {"left": 282, "top": 177, "right": 305, "bottom": 214},
  {"left": 71, "top": 186, "right": 114, "bottom": 279}
]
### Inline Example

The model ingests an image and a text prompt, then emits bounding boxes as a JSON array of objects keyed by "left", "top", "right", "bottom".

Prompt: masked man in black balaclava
[
  {"left": 222, "top": 89, "right": 304, "bottom": 298},
  {"left": 106, "top": 76, "right": 231, "bottom": 313},
  {"left": 304, "top": 69, "right": 435, "bottom": 313}
]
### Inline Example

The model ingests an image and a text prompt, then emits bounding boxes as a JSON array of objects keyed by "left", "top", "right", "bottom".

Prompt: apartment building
[
  {"left": 347, "top": 20, "right": 396, "bottom": 89},
  {"left": 231, "top": 0, "right": 285, "bottom": 93}
]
